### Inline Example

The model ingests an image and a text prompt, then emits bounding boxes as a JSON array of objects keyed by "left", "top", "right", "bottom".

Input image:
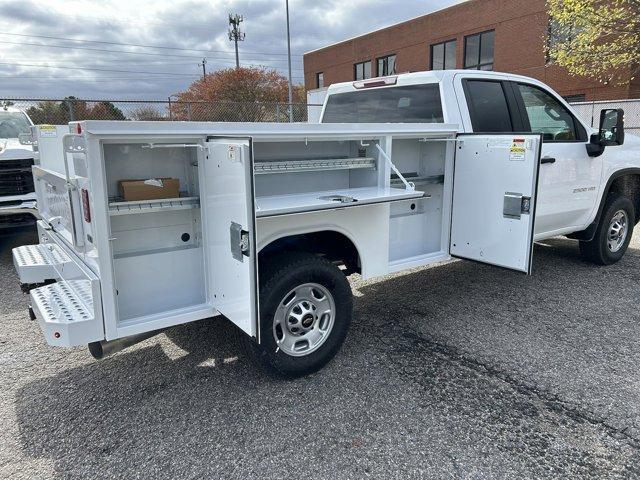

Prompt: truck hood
[{"left": 0, "top": 138, "right": 34, "bottom": 160}]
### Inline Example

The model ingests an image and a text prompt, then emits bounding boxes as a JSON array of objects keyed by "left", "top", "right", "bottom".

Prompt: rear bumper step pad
[
  {"left": 30, "top": 280, "right": 100, "bottom": 347},
  {"left": 12, "top": 244, "right": 71, "bottom": 285}
]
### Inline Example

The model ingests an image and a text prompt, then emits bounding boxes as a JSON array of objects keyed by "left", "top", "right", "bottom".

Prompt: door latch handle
[
  {"left": 230, "top": 222, "right": 250, "bottom": 261},
  {"left": 541, "top": 157, "right": 556, "bottom": 164},
  {"left": 503, "top": 193, "right": 532, "bottom": 219}
]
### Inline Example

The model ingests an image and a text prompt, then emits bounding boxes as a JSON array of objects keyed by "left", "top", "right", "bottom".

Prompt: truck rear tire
[
  {"left": 244, "top": 252, "right": 353, "bottom": 378},
  {"left": 579, "top": 193, "right": 635, "bottom": 265}
]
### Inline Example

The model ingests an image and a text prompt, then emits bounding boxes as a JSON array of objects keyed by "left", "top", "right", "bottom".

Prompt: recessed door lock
[
  {"left": 230, "top": 222, "right": 250, "bottom": 261},
  {"left": 503, "top": 192, "right": 531, "bottom": 219}
]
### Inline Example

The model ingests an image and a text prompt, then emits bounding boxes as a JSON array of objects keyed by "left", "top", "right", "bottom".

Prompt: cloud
[{"left": 0, "top": 0, "right": 463, "bottom": 99}]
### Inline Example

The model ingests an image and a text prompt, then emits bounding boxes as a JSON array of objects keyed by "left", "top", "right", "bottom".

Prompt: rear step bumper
[
  {"left": 30, "top": 280, "right": 102, "bottom": 347},
  {"left": 14, "top": 236, "right": 104, "bottom": 347},
  {"left": 13, "top": 243, "right": 71, "bottom": 285}
]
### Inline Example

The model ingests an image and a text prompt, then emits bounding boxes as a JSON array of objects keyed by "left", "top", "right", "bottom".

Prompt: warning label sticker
[
  {"left": 39, "top": 125, "right": 57, "bottom": 137},
  {"left": 509, "top": 138, "right": 526, "bottom": 161}
]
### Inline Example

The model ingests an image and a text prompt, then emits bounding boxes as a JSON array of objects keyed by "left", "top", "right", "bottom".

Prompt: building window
[
  {"left": 546, "top": 18, "right": 580, "bottom": 65},
  {"left": 354, "top": 60, "right": 372, "bottom": 80},
  {"left": 430, "top": 40, "right": 456, "bottom": 70},
  {"left": 377, "top": 54, "right": 396, "bottom": 76},
  {"left": 464, "top": 30, "right": 495, "bottom": 70},
  {"left": 316, "top": 72, "right": 324, "bottom": 89}
]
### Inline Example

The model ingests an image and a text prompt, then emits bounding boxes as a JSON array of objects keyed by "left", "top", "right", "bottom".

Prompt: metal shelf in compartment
[
  {"left": 108, "top": 196, "right": 200, "bottom": 216},
  {"left": 391, "top": 174, "right": 444, "bottom": 187},
  {"left": 254, "top": 157, "right": 376, "bottom": 175}
]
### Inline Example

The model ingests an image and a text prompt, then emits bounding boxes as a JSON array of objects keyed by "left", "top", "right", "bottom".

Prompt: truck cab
[
  {"left": 0, "top": 106, "right": 38, "bottom": 228},
  {"left": 321, "top": 70, "right": 639, "bottom": 264}
]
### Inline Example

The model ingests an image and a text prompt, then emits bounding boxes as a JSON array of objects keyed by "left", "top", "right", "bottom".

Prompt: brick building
[{"left": 303, "top": 0, "right": 639, "bottom": 101}]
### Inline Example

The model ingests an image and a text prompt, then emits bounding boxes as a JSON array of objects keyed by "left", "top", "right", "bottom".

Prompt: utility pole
[
  {"left": 199, "top": 58, "right": 207, "bottom": 78},
  {"left": 285, "top": 0, "right": 294, "bottom": 122},
  {"left": 228, "top": 14, "right": 245, "bottom": 69}
]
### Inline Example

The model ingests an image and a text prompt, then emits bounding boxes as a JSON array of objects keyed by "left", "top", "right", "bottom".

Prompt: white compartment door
[
  {"left": 205, "top": 138, "right": 258, "bottom": 339},
  {"left": 450, "top": 134, "right": 542, "bottom": 274}
]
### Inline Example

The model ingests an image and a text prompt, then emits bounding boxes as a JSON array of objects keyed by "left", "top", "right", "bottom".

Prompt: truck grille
[{"left": 0, "top": 158, "right": 35, "bottom": 196}]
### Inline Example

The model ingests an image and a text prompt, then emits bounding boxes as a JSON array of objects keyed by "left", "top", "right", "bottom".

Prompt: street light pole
[{"left": 285, "top": 0, "right": 294, "bottom": 122}]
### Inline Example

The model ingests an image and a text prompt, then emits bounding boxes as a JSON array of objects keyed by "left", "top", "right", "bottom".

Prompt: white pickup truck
[
  {"left": 0, "top": 106, "right": 38, "bottom": 228},
  {"left": 11, "top": 70, "right": 637, "bottom": 378},
  {"left": 321, "top": 71, "right": 639, "bottom": 264}
]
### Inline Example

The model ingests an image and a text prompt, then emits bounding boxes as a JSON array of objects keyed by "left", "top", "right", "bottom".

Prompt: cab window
[
  {"left": 516, "top": 84, "right": 583, "bottom": 141},
  {"left": 322, "top": 84, "right": 444, "bottom": 123},
  {"left": 463, "top": 80, "right": 513, "bottom": 132}
]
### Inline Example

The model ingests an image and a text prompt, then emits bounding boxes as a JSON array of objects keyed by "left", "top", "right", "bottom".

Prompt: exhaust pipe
[{"left": 88, "top": 329, "right": 164, "bottom": 360}]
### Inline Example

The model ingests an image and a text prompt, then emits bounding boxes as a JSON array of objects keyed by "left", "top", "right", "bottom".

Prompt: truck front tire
[
  {"left": 579, "top": 193, "right": 635, "bottom": 265},
  {"left": 245, "top": 252, "right": 353, "bottom": 378}
]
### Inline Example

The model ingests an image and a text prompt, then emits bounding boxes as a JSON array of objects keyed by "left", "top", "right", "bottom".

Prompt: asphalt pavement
[{"left": 1, "top": 226, "right": 640, "bottom": 479}]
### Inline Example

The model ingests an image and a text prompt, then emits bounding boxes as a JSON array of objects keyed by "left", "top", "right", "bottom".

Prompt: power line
[
  {"left": 0, "top": 75, "right": 305, "bottom": 84},
  {"left": 0, "top": 39, "right": 305, "bottom": 64},
  {"left": 0, "top": 75, "right": 181, "bottom": 80},
  {"left": 0, "top": 61, "right": 202, "bottom": 76},
  {"left": 0, "top": 31, "right": 304, "bottom": 57},
  {"left": 0, "top": 57, "right": 304, "bottom": 72}
]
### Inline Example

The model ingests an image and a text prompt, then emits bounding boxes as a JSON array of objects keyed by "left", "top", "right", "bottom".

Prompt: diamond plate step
[
  {"left": 12, "top": 244, "right": 71, "bottom": 284},
  {"left": 30, "top": 280, "right": 99, "bottom": 346}
]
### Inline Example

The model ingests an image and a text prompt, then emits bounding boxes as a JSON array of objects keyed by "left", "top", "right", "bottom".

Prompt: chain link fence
[
  {"left": 570, "top": 98, "right": 640, "bottom": 136},
  {"left": 1, "top": 97, "right": 638, "bottom": 134},
  {"left": 0, "top": 98, "right": 324, "bottom": 124}
]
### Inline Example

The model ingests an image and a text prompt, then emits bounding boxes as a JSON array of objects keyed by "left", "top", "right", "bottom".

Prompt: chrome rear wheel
[{"left": 272, "top": 283, "right": 336, "bottom": 357}]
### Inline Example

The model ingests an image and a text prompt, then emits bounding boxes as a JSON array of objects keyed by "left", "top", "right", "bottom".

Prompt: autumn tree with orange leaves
[{"left": 171, "top": 67, "right": 306, "bottom": 122}]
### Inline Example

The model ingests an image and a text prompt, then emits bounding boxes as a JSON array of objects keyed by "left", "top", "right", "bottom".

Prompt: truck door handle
[{"left": 541, "top": 157, "right": 556, "bottom": 164}]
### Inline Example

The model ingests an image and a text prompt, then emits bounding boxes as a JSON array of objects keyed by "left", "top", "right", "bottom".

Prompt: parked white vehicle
[
  {"left": 0, "top": 106, "right": 38, "bottom": 228},
  {"left": 12, "top": 71, "right": 637, "bottom": 377}
]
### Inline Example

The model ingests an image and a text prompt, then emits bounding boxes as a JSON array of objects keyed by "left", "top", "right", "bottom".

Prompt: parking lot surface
[{"left": 1, "top": 227, "right": 640, "bottom": 479}]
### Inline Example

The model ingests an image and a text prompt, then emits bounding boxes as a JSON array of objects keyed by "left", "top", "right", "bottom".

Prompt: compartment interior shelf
[
  {"left": 254, "top": 157, "right": 376, "bottom": 174},
  {"left": 256, "top": 186, "right": 427, "bottom": 218},
  {"left": 391, "top": 173, "right": 444, "bottom": 187},
  {"left": 109, "top": 196, "right": 200, "bottom": 216}
]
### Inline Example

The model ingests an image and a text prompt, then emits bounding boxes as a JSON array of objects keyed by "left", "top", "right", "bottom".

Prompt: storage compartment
[
  {"left": 102, "top": 142, "right": 207, "bottom": 323},
  {"left": 253, "top": 139, "right": 424, "bottom": 217},
  {"left": 99, "top": 132, "right": 453, "bottom": 330},
  {"left": 387, "top": 138, "right": 450, "bottom": 266}
]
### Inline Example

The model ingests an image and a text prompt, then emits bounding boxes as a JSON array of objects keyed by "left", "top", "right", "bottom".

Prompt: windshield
[
  {"left": 0, "top": 111, "right": 31, "bottom": 139},
  {"left": 322, "top": 84, "right": 444, "bottom": 123}
]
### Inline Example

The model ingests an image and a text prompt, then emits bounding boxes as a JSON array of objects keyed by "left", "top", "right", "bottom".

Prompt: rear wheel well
[{"left": 259, "top": 231, "right": 361, "bottom": 275}]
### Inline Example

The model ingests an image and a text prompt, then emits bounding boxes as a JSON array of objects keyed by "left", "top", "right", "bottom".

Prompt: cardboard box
[{"left": 118, "top": 178, "right": 180, "bottom": 201}]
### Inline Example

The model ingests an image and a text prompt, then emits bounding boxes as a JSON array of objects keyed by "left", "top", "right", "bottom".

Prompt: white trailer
[{"left": 13, "top": 119, "right": 546, "bottom": 376}]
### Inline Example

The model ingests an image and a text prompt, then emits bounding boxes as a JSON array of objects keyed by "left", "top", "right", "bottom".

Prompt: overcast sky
[{"left": 0, "top": 0, "right": 462, "bottom": 100}]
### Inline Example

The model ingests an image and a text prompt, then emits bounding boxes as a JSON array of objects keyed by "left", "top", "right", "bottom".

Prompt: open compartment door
[
  {"left": 450, "top": 134, "right": 542, "bottom": 274},
  {"left": 32, "top": 131, "right": 86, "bottom": 250},
  {"left": 204, "top": 138, "right": 259, "bottom": 339}
]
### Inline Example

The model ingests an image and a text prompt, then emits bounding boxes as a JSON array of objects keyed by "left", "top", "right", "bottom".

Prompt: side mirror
[{"left": 599, "top": 108, "right": 625, "bottom": 146}]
